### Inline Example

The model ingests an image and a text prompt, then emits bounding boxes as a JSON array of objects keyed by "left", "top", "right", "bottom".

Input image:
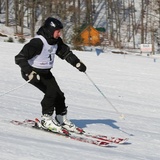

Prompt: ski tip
[
  {"left": 111, "top": 138, "right": 129, "bottom": 145},
  {"left": 117, "top": 138, "right": 130, "bottom": 144},
  {"left": 10, "top": 120, "right": 23, "bottom": 125}
]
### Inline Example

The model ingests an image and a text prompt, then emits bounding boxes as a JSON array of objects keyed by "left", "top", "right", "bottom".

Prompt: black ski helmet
[{"left": 43, "top": 17, "right": 63, "bottom": 34}]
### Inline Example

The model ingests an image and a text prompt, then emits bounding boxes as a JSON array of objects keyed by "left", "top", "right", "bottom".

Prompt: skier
[{"left": 15, "top": 17, "right": 86, "bottom": 134}]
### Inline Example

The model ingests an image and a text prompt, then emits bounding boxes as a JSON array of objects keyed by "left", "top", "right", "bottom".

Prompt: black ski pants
[{"left": 22, "top": 71, "right": 66, "bottom": 115}]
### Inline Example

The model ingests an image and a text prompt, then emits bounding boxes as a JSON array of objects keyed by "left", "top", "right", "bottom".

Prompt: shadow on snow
[{"left": 72, "top": 119, "right": 119, "bottom": 129}]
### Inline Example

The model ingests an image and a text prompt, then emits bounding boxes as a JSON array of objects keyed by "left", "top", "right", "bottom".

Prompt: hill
[{"left": 0, "top": 41, "right": 160, "bottom": 159}]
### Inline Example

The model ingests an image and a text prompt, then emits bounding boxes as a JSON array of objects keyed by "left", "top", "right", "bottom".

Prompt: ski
[
  {"left": 40, "top": 120, "right": 128, "bottom": 144},
  {"left": 69, "top": 128, "right": 128, "bottom": 144},
  {"left": 59, "top": 123, "right": 128, "bottom": 144},
  {"left": 81, "top": 132, "right": 128, "bottom": 144},
  {"left": 10, "top": 119, "right": 110, "bottom": 147}
]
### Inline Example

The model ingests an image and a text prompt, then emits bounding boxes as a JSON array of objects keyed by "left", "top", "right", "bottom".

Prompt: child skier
[{"left": 15, "top": 17, "right": 86, "bottom": 134}]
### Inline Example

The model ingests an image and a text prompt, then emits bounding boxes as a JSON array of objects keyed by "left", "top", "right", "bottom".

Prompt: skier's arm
[
  {"left": 56, "top": 38, "right": 86, "bottom": 72},
  {"left": 15, "top": 38, "right": 43, "bottom": 74}
]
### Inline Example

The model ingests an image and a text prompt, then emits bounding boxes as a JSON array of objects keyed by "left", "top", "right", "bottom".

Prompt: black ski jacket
[{"left": 15, "top": 27, "right": 80, "bottom": 75}]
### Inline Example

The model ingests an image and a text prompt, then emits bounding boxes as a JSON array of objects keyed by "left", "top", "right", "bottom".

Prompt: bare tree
[
  {"left": 0, "top": 0, "right": 2, "bottom": 14},
  {"left": 108, "top": 0, "right": 114, "bottom": 45},
  {"left": 14, "top": 0, "right": 18, "bottom": 33},
  {"left": 5, "top": 0, "right": 9, "bottom": 26},
  {"left": 131, "top": 0, "right": 136, "bottom": 48},
  {"left": 141, "top": 0, "right": 145, "bottom": 44},
  {"left": 85, "top": 0, "right": 92, "bottom": 25}
]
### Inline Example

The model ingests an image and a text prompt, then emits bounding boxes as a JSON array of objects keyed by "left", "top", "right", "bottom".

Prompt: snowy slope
[{"left": 0, "top": 41, "right": 160, "bottom": 160}]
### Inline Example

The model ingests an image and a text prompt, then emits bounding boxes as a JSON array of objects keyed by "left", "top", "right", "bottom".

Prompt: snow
[{"left": 0, "top": 41, "right": 160, "bottom": 160}]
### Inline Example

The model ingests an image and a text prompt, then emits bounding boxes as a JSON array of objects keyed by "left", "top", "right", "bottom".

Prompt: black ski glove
[
  {"left": 28, "top": 71, "right": 40, "bottom": 83},
  {"left": 76, "top": 62, "right": 87, "bottom": 72}
]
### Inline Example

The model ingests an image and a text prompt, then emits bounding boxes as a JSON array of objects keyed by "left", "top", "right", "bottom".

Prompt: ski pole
[
  {"left": 84, "top": 72, "right": 125, "bottom": 120},
  {"left": 0, "top": 79, "right": 30, "bottom": 98}
]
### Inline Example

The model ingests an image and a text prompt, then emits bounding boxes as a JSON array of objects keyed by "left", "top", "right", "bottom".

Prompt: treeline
[{"left": 0, "top": 0, "right": 160, "bottom": 48}]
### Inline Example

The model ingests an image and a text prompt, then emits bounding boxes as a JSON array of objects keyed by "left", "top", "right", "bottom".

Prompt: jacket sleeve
[
  {"left": 15, "top": 38, "right": 43, "bottom": 74},
  {"left": 56, "top": 38, "right": 80, "bottom": 67}
]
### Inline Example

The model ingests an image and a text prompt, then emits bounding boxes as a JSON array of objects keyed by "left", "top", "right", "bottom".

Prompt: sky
[{"left": 0, "top": 41, "right": 160, "bottom": 160}]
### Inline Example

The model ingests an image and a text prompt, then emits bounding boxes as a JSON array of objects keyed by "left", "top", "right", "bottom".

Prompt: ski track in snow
[{"left": 0, "top": 42, "right": 160, "bottom": 160}]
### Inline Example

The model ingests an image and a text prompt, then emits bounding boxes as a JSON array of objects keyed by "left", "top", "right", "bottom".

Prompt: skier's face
[{"left": 53, "top": 29, "right": 61, "bottom": 39}]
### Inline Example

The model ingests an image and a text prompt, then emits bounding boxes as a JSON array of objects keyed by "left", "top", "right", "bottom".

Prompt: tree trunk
[
  {"left": 141, "top": 0, "right": 144, "bottom": 44},
  {"left": 5, "top": 0, "right": 9, "bottom": 26},
  {"left": 14, "top": 0, "right": 18, "bottom": 33}
]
